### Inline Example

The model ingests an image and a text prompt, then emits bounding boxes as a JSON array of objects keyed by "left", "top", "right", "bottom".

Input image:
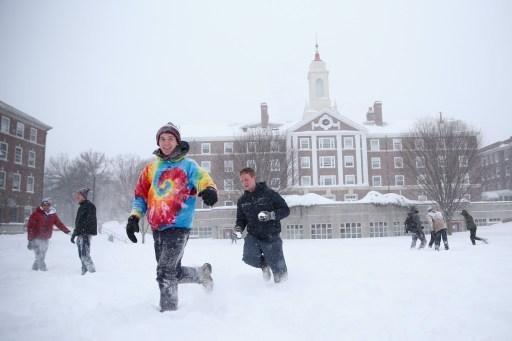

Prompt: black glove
[
  {"left": 199, "top": 187, "right": 218, "bottom": 206},
  {"left": 258, "top": 211, "right": 276, "bottom": 222},
  {"left": 126, "top": 215, "right": 140, "bottom": 243},
  {"left": 70, "top": 233, "right": 76, "bottom": 244},
  {"left": 27, "top": 240, "right": 34, "bottom": 250}
]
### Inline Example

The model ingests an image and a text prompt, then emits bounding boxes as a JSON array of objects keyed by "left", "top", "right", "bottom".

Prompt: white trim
[
  {"left": 336, "top": 135, "right": 344, "bottom": 185},
  {"left": 311, "top": 135, "right": 318, "bottom": 186},
  {"left": 287, "top": 110, "right": 369, "bottom": 134},
  {"left": 361, "top": 134, "right": 369, "bottom": 185},
  {"left": 355, "top": 133, "right": 362, "bottom": 185}
]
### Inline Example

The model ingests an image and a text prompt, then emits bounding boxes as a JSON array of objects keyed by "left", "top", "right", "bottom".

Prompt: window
[
  {"left": 15, "top": 146, "right": 22, "bottom": 164},
  {"left": 344, "top": 193, "right": 358, "bottom": 201},
  {"left": 319, "top": 175, "right": 336, "bottom": 186},
  {"left": 438, "top": 155, "right": 446, "bottom": 168},
  {"left": 370, "top": 139, "right": 380, "bottom": 151},
  {"left": 371, "top": 157, "right": 381, "bottom": 169},
  {"left": 0, "top": 142, "right": 7, "bottom": 160},
  {"left": 417, "top": 174, "right": 426, "bottom": 185},
  {"left": 224, "top": 201, "right": 234, "bottom": 207},
  {"left": 201, "top": 143, "right": 211, "bottom": 154},
  {"left": 343, "top": 136, "right": 354, "bottom": 150},
  {"left": 224, "top": 160, "right": 233, "bottom": 173},
  {"left": 318, "top": 137, "right": 335, "bottom": 149},
  {"left": 16, "top": 122, "right": 24, "bottom": 137},
  {"left": 319, "top": 156, "right": 335, "bottom": 168},
  {"left": 200, "top": 161, "right": 211, "bottom": 172},
  {"left": 415, "top": 139, "right": 424, "bottom": 150},
  {"left": 12, "top": 173, "right": 21, "bottom": 191},
  {"left": 340, "top": 222, "right": 362, "bottom": 238},
  {"left": 270, "top": 178, "right": 281, "bottom": 189},
  {"left": 28, "top": 150, "right": 36, "bottom": 167},
  {"left": 223, "top": 179, "right": 234, "bottom": 191},
  {"left": 270, "top": 159, "right": 280, "bottom": 172},
  {"left": 393, "top": 139, "right": 402, "bottom": 151},
  {"left": 286, "top": 224, "right": 304, "bottom": 239},
  {"left": 24, "top": 206, "right": 32, "bottom": 219},
  {"left": 190, "top": 226, "right": 213, "bottom": 238},
  {"left": 299, "top": 137, "right": 311, "bottom": 150},
  {"left": 418, "top": 195, "right": 428, "bottom": 201},
  {"left": 247, "top": 142, "right": 257, "bottom": 153},
  {"left": 369, "top": 222, "right": 387, "bottom": 237},
  {"left": 301, "top": 176, "right": 311, "bottom": 186},
  {"left": 489, "top": 218, "right": 501, "bottom": 225},
  {"left": 475, "top": 218, "right": 487, "bottom": 226},
  {"left": 344, "top": 155, "right": 354, "bottom": 168},
  {"left": 270, "top": 141, "right": 280, "bottom": 152},
  {"left": 437, "top": 140, "right": 446, "bottom": 150},
  {"left": 224, "top": 142, "right": 233, "bottom": 154},
  {"left": 395, "top": 175, "right": 405, "bottom": 186},
  {"left": 247, "top": 159, "right": 256, "bottom": 170},
  {"left": 463, "top": 174, "right": 470, "bottom": 185},
  {"left": 300, "top": 156, "right": 310, "bottom": 169},
  {"left": 506, "top": 165, "right": 511, "bottom": 176},
  {"left": 463, "top": 194, "right": 471, "bottom": 201},
  {"left": 345, "top": 174, "right": 356, "bottom": 185},
  {"left": 311, "top": 223, "right": 333, "bottom": 239},
  {"left": 416, "top": 156, "right": 425, "bottom": 169},
  {"left": 0, "top": 170, "right": 5, "bottom": 189},
  {"left": 394, "top": 157, "right": 403, "bottom": 169},
  {"left": 29, "top": 128, "right": 37, "bottom": 143},
  {"left": 26, "top": 175, "right": 34, "bottom": 193},
  {"left": 392, "top": 221, "right": 404, "bottom": 236},
  {"left": 459, "top": 156, "right": 468, "bottom": 168},
  {"left": 0, "top": 116, "right": 9, "bottom": 133},
  {"left": 372, "top": 176, "right": 382, "bottom": 187}
]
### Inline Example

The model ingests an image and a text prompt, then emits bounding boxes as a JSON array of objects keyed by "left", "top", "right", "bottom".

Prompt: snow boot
[
  {"left": 435, "top": 245, "right": 440, "bottom": 251},
  {"left": 419, "top": 240, "right": 426, "bottom": 249},
  {"left": 483, "top": 239, "right": 489, "bottom": 244},
  {"left": 262, "top": 265, "right": 272, "bottom": 282},
  {"left": 274, "top": 271, "right": 288, "bottom": 283},
  {"left": 444, "top": 243, "right": 449, "bottom": 250},
  {"left": 32, "top": 262, "right": 39, "bottom": 271},
  {"left": 39, "top": 262, "right": 47, "bottom": 271},
  {"left": 200, "top": 263, "right": 213, "bottom": 292}
]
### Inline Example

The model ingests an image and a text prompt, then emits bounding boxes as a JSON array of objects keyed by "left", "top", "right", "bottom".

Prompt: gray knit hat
[
  {"left": 77, "top": 187, "right": 90, "bottom": 199},
  {"left": 156, "top": 122, "right": 181, "bottom": 145}
]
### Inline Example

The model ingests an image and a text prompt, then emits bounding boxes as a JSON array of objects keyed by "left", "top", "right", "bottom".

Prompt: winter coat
[
  {"left": 130, "top": 142, "right": 216, "bottom": 231},
  {"left": 236, "top": 182, "right": 290, "bottom": 240},
  {"left": 27, "top": 207, "right": 70, "bottom": 240},
  {"left": 74, "top": 200, "right": 97, "bottom": 236},
  {"left": 427, "top": 211, "right": 446, "bottom": 232},
  {"left": 405, "top": 211, "right": 422, "bottom": 233},
  {"left": 462, "top": 213, "right": 477, "bottom": 231}
]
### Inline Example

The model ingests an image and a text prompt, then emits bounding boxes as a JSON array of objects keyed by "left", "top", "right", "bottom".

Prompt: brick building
[
  {"left": 480, "top": 137, "right": 512, "bottom": 201},
  {"left": 0, "top": 101, "right": 51, "bottom": 223}
]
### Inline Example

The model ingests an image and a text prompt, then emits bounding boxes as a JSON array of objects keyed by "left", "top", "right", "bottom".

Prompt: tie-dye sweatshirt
[{"left": 130, "top": 155, "right": 216, "bottom": 231}]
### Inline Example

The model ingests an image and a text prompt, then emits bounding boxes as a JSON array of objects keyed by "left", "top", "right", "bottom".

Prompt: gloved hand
[
  {"left": 70, "top": 233, "right": 76, "bottom": 244},
  {"left": 233, "top": 226, "right": 243, "bottom": 239},
  {"left": 27, "top": 240, "right": 34, "bottom": 250},
  {"left": 257, "top": 211, "right": 276, "bottom": 222},
  {"left": 199, "top": 187, "right": 218, "bottom": 206},
  {"left": 126, "top": 215, "right": 140, "bottom": 243}
]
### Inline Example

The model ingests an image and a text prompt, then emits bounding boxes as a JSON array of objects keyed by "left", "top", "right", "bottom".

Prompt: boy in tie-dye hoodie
[{"left": 126, "top": 122, "right": 218, "bottom": 312}]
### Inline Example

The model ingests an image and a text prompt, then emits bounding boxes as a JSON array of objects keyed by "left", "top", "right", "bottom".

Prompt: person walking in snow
[
  {"left": 461, "top": 209, "right": 488, "bottom": 245},
  {"left": 71, "top": 188, "right": 97, "bottom": 275},
  {"left": 404, "top": 206, "right": 426, "bottom": 249},
  {"left": 426, "top": 205, "right": 449, "bottom": 251},
  {"left": 27, "top": 198, "right": 71, "bottom": 271},
  {"left": 125, "top": 122, "right": 218, "bottom": 312},
  {"left": 234, "top": 167, "right": 290, "bottom": 283}
]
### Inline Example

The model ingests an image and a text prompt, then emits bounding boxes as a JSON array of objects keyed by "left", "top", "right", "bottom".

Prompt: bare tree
[
  {"left": 402, "top": 115, "right": 480, "bottom": 232},
  {"left": 77, "top": 150, "right": 108, "bottom": 203}
]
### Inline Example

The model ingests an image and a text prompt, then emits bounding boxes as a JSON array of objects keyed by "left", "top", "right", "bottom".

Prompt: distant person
[
  {"left": 461, "top": 210, "right": 488, "bottom": 245},
  {"left": 125, "top": 122, "right": 218, "bottom": 312},
  {"left": 234, "top": 167, "right": 290, "bottom": 283},
  {"left": 404, "top": 206, "right": 426, "bottom": 249},
  {"left": 27, "top": 198, "right": 71, "bottom": 271},
  {"left": 426, "top": 205, "right": 449, "bottom": 251},
  {"left": 70, "top": 188, "right": 97, "bottom": 275}
]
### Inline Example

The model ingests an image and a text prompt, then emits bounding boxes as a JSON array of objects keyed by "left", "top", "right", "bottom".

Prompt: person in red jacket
[{"left": 27, "top": 198, "right": 71, "bottom": 271}]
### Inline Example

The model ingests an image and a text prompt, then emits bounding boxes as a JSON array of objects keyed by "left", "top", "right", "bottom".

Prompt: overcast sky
[{"left": 1, "top": 0, "right": 511, "bottom": 159}]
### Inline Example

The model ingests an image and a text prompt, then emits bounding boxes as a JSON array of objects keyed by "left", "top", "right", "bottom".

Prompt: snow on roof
[
  {"left": 283, "top": 193, "right": 337, "bottom": 207},
  {"left": 363, "top": 119, "right": 415, "bottom": 136},
  {"left": 358, "top": 191, "right": 419, "bottom": 207},
  {"left": 482, "top": 190, "right": 512, "bottom": 200}
]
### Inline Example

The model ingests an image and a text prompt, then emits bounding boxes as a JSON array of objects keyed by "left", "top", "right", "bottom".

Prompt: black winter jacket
[
  {"left": 236, "top": 182, "right": 290, "bottom": 240},
  {"left": 74, "top": 200, "right": 97, "bottom": 236},
  {"left": 405, "top": 211, "right": 422, "bottom": 233},
  {"left": 462, "top": 213, "right": 477, "bottom": 231}
]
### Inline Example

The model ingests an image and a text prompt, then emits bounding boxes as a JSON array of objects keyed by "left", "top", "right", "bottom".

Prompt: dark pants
[
  {"left": 153, "top": 229, "right": 204, "bottom": 311},
  {"left": 411, "top": 231, "right": 426, "bottom": 248},
  {"left": 77, "top": 235, "right": 95, "bottom": 273},
  {"left": 32, "top": 238, "right": 49, "bottom": 271},
  {"left": 243, "top": 233, "right": 287, "bottom": 282},
  {"left": 469, "top": 228, "right": 485, "bottom": 245},
  {"left": 428, "top": 231, "right": 436, "bottom": 247},
  {"left": 434, "top": 229, "right": 449, "bottom": 249}
]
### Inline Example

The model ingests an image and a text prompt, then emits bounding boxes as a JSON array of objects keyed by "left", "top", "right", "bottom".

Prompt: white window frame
[
  {"left": 299, "top": 137, "right": 311, "bottom": 150},
  {"left": 370, "top": 139, "right": 380, "bottom": 151},
  {"left": 318, "top": 137, "right": 335, "bottom": 150},
  {"left": 300, "top": 156, "right": 311, "bottom": 169},
  {"left": 12, "top": 173, "right": 21, "bottom": 191},
  {"left": 270, "top": 159, "right": 280, "bottom": 172},
  {"left": 29, "top": 128, "right": 37, "bottom": 143},
  {"left": 0, "top": 170, "right": 5, "bottom": 189},
  {"left": 26, "top": 175, "right": 34, "bottom": 193},
  {"left": 395, "top": 175, "right": 405, "bottom": 186},
  {"left": 15, "top": 146, "right": 23, "bottom": 165},
  {"left": 438, "top": 155, "right": 446, "bottom": 168},
  {"left": 201, "top": 143, "right": 211, "bottom": 154},
  {"left": 286, "top": 224, "right": 305, "bottom": 239},
  {"left": 224, "top": 160, "right": 233, "bottom": 173},
  {"left": 340, "top": 222, "right": 362, "bottom": 238},
  {"left": 416, "top": 156, "right": 425, "bottom": 169},
  {"left": 418, "top": 195, "right": 428, "bottom": 201},
  {"left": 200, "top": 161, "right": 211, "bottom": 172},
  {"left": 345, "top": 174, "right": 356, "bottom": 185},
  {"left": 371, "top": 157, "right": 381, "bottom": 169},
  {"left": 344, "top": 155, "right": 354, "bottom": 168},
  {"left": 415, "top": 139, "right": 424, "bottom": 150},
  {"left": 319, "top": 156, "right": 336, "bottom": 168},
  {"left": 311, "top": 223, "right": 333, "bottom": 239},
  {"left": 319, "top": 175, "right": 336, "bottom": 186},
  {"left": 300, "top": 176, "right": 311, "bottom": 186},
  {"left": 16, "top": 122, "right": 24, "bottom": 138},
  {"left": 343, "top": 136, "right": 354, "bottom": 150},
  {"left": 223, "top": 142, "right": 233, "bottom": 154},
  {"left": 0, "top": 116, "right": 9, "bottom": 133},
  {"left": 393, "top": 139, "right": 402, "bottom": 151},
  {"left": 372, "top": 175, "right": 382, "bottom": 187},
  {"left": 28, "top": 150, "right": 36, "bottom": 168},
  {"left": 247, "top": 159, "right": 256, "bottom": 170},
  {"left": 223, "top": 179, "right": 234, "bottom": 191},
  {"left": 459, "top": 156, "right": 468, "bottom": 167},
  {"left": 0, "top": 142, "right": 7, "bottom": 161},
  {"left": 394, "top": 157, "right": 403, "bottom": 169},
  {"left": 270, "top": 141, "right": 280, "bottom": 152},
  {"left": 247, "top": 142, "right": 257, "bottom": 153},
  {"left": 270, "top": 177, "right": 281, "bottom": 189}
]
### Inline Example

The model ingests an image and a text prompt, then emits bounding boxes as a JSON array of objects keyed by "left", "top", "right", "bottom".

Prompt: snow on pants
[
  {"left": 153, "top": 228, "right": 204, "bottom": 310},
  {"left": 434, "top": 229, "right": 449, "bottom": 248},
  {"left": 32, "top": 238, "right": 49, "bottom": 270},
  {"left": 77, "top": 235, "right": 95, "bottom": 272},
  {"left": 243, "top": 233, "right": 287, "bottom": 277},
  {"left": 411, "top": 231, "right": 426, "bottom": 248}
]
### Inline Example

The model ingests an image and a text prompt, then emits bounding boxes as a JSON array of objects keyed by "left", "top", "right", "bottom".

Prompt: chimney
[
  {"left": 374, "top": 101, "right": 383, "bottom": 126},
  {"left": 366, "top": 106, "right": 375, "bottom": 122},
  {"left": 260, "top": 102, "right": 269, "bottom": 128}
]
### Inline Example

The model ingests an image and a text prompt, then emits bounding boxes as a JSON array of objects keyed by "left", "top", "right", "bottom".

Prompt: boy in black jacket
[
  {"left": 461, "top": 209, "right": 488, "bottom": 245},
  {"left": 71, "top": 187, "right": 97, "bottom": 275},
  {"left": 234, "top": 168, "right": 290, "bottom": 283}
]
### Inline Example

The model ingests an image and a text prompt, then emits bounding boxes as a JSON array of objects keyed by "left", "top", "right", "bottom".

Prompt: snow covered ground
[{"left": 1, "top": 223, "right": 512, "bottom": 341}]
